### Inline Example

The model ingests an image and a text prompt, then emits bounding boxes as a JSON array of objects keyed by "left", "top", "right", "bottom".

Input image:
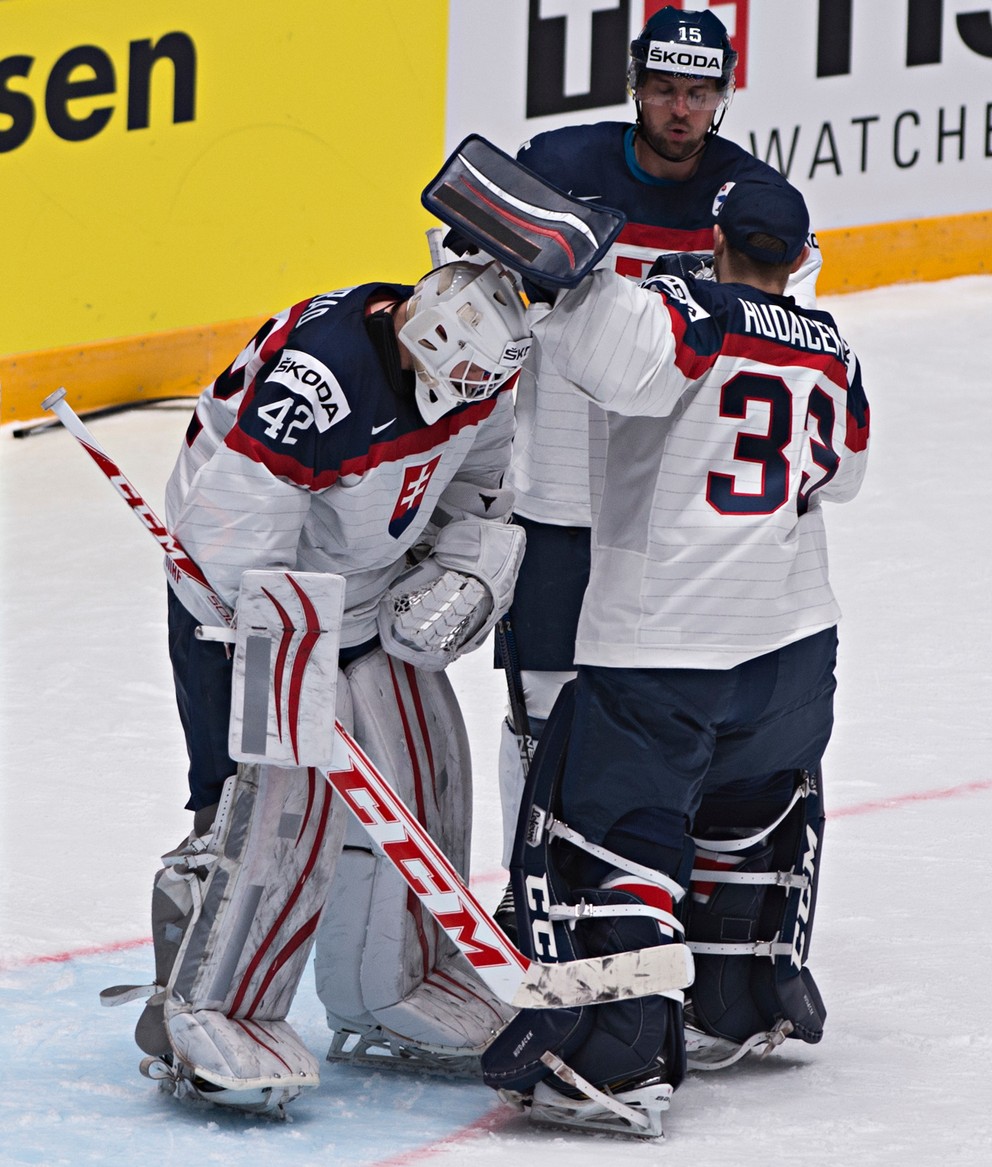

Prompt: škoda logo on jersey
[
  {"left": 268, "top": 349, "right": 351, "bottom": 431},
  {"left": 388, "top": 455, "right": 443, "bottom": 539}
]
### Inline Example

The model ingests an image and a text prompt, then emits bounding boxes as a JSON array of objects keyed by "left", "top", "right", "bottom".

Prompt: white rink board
[{"left": 446, "top": 0, "right": 992, "bottom": 229}]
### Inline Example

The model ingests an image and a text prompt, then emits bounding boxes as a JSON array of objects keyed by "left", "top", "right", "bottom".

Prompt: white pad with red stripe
[
  {"left": 314, "top": 648, "right": 514, "bottom": 1053},
  {"left": 228, "top": 570, "right": 345, "bottom": 768},
  {"left": 161, "top": 761, "right": 347, "bottom": 1096}
]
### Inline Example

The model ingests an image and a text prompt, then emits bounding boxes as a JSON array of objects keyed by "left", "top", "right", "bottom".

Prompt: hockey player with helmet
[
  {"left": 495, "top": 5, "right": 823, "bottom": 928},
  {"left": 126, "top": 260, "right": 531, "bottom": 1112},
  {"left": 482, "top": 177, "right": 869, "bottom": 1137}
]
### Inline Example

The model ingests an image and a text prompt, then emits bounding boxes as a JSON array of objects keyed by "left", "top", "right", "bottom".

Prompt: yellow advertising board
[
  {"left": 3, "top": 1, "right": 990, "bottom": 426},
  {"left": 1, "top": 0, "right": 448, "bottom": 422}
]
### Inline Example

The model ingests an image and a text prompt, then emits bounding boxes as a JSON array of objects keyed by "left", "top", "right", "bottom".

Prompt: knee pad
[
  {"left": 687, "top": 767, "right": 827, "bottom": 1047},
  {"left": 481, "top": 684, "right": 689, "bottom": 1095},
  {"left": 314, "top": 649, "right": 514, "bottom": 1060}
]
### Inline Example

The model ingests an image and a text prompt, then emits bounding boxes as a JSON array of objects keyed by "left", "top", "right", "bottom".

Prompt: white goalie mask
[{"left": 398, "top": 261, "right": 531, "bottom": 425}]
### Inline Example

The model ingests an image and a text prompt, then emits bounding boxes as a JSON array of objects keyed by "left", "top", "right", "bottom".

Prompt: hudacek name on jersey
[
  {"left": 738, "top": 296, "right": 846, "bottom": 359},
  {"left": 649, "top": 273, "right": 846, "bottom": 363}
]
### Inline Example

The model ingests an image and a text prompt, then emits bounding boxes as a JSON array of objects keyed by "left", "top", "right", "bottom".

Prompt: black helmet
[{"left": 628, "top": 6, "right": 738, "bottom": 96}]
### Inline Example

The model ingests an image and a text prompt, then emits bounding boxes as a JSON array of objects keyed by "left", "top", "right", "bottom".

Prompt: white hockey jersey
[
  {"left": 532, "top": 270, "right": 870, "bottom": 670},
  {"left": 510, "top": 123, "right": 822, "bottom": 526},
  {"left": 164, "top": 283, "right": 515, "bottom": 644}
]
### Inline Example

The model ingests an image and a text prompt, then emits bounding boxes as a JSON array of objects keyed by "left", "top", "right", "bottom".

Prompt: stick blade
[
  {"left": 422, "top": 135, "right": 626, "bottom": 288},
  {"left": 511, "top": 944, "right": 694, "bottom": 1010}
]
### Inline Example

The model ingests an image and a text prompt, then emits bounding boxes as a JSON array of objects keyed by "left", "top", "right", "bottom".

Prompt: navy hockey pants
[
  {"left": 498, "top": 515, "right": 590, "bottom": 672},
  {"left": 559, "top": 627, "right": 837, "bottom": 876}
]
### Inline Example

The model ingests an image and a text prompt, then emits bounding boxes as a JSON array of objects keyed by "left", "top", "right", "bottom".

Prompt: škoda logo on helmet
[{"left": 646, "top": 42, "right": 724, "bottom": 76}]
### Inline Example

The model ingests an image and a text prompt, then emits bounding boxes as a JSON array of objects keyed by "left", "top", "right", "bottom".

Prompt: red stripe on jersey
[
  {"left": 720, "top": 333, "right": 849, "bottom": 391},
  {"left": 847, "top": 401, "right": 870, "bottom": 452},
  {"left": 615, "top": 222, "right": 714, "bottom": 253},
  {"left": 225, "top": 386, "right": 506, "bottom": 491},
  {"left": 661, "top": 301, "right": 849, "bottom": 393}
]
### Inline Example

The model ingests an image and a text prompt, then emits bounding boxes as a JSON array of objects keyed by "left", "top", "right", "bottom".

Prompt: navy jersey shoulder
[
  {"left": 519, "top": 121, "right": 792, "bottom": 236},
  {"left": 644, "top": 274, "right": 848, "bottom": 368},
  {"left": 517, "top": 122, "right": 628, "bottom": 191},
  {"left": 238, "top": 282, "right": 420, "bottom": 481}
]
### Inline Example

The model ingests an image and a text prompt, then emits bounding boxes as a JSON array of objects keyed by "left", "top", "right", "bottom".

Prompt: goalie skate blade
[
  {"left": 511, "top": 943, "right": 693, "bottom": 1010},
  {"left": 100, "top": 982, "right": 159, "bottom": 1007},
  {"left": 528, "top": 1077, "right": 671, "bottom": 1140},
  {"left": 327, "top": 1029, "right": 482, "bottom": 1078}
]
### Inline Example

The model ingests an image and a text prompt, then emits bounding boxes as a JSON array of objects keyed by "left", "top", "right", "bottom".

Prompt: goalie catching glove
[{"left": 378, "top": 517, "right": 525, "bottom": 671}]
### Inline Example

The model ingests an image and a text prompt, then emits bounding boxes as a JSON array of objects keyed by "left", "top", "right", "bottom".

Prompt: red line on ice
[
  {"left": 5, "top": 777, "right": 990, "bottom": 978},
  {"left": 827, "top": 777, "right": 992, "bottom": 818},
  {"left": 0, "top": 935, "right": 151, "bottom": 971},
  {"left": 365, "top": 1104, "right": 519, "bottom": 1166}
]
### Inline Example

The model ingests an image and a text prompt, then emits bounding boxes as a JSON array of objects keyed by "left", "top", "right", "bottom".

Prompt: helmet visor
[
  {"left": 627, "top": 60, "right": 731, "bottom": 108},
  {"left": 631, "top": 78, "right": 728, "bottom": 111}
]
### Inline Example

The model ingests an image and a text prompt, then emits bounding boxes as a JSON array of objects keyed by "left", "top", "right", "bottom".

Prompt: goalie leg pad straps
[
  {"left": 152, "top": 759, "right": 346, "bottom": 1104},
  {"left": 482, "top": 683, "right": 689, "bottom": 1095},
  {"left": 314, "top": 649, "right": 515, "bottom": 1059},
  {"left": 134, "top": 826, "right": 218, "bottom": 1058},
  {"left": 687, "top": 767, "right": 827, "bottom": 1046}
]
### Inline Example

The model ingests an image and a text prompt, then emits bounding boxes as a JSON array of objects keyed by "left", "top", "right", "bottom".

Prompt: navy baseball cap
[{"left": 713, "top": 178, "right": 810, "bottom": 264}]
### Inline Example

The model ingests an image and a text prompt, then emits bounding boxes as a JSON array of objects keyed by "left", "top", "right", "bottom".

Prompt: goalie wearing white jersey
[
  {"left": 117, "top": 260, "right": 531, "bottom": 1112},
  {"left": 482, "top": 177, "right": 869, "bottom": 1137}
]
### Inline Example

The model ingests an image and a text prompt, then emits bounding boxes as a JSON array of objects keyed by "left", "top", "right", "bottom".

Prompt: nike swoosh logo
[
  {"left": 371, "top": 419, "right": 396, "bottom": 435},
  {"left": 569, "top": 193, "right": 603, "bottom": 201}
]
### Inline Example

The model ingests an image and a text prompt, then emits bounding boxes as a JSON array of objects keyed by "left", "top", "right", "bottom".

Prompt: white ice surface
[{"left": 2, "top": 276, "right": 991, "bottom": 1165}]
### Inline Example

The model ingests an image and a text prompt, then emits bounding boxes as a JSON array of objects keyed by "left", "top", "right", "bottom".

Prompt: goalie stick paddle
[
  {"left": 42, "top": 388, "right": 693, "bottom": 1010},
  {"left": 422, "top": 134, "right": 626, "bottom": 288}
]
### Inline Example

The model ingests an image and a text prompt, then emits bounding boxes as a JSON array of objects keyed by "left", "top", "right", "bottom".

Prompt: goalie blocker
[{"left": 421, "top": 135, "right": 626, "bottom": 289}]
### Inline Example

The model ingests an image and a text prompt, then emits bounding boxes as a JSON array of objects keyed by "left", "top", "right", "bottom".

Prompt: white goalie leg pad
[
  {"left": 160, "top": 759, "right": 347, "bottom": 1106},
  {"left": 123, "top": 826, "right": 219, "bottom": 1058},
  {"left": 498, "top": 718, "right": 532, "bottom": 871},
  {"left": 314, "top": 648, "right": 515, "bottom": 1063},
  {"left": 497, "top": 669, "right": 572, "bottom": 868}
]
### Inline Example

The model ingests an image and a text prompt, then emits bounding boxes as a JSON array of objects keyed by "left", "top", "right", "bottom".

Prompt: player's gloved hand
[
  {"left": 442, "top": 227, "right": 481, "bottom": 258},
  {"left": 646, "top": 250, "right": 715, "bottom": 281},
  {"left": 378, "top": 564, "right": 492, "bottom": 672},
  {"left": 521, "top": 276, "right": 558, "bottom": 306},
  {"left": 377, "top": 519, "right": 525, "bottom": 671}
]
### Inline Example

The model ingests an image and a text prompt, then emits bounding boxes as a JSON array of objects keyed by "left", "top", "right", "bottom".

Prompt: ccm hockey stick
[{"left": 42, "top": 388, "right": 693, "bottom": 1010}]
